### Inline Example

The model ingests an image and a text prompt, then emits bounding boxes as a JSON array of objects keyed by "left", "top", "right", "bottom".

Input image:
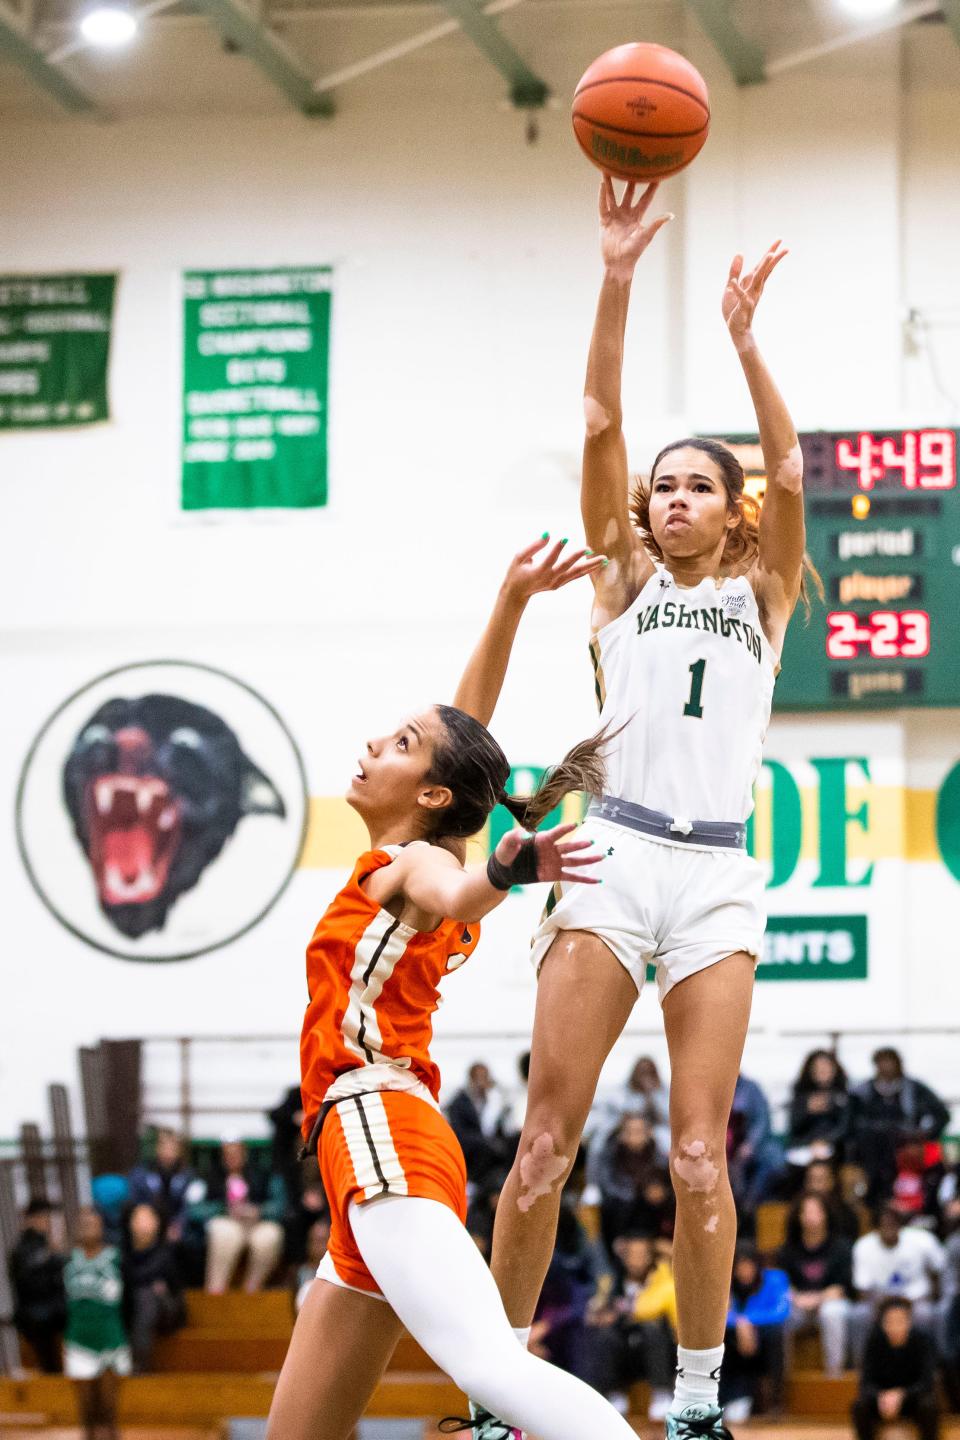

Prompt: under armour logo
[{"left": 606, "top": 846, "right": 615, "bottom": 857}]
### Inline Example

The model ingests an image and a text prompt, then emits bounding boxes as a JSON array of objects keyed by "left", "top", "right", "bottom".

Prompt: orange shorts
[{"left": 318, "top": 1089, "right": 468, "bottom": 1296}]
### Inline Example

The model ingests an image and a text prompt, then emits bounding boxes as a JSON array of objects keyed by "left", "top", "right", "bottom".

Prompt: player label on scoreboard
[
  {"left": 718, "top": 430, "right": 960, "bottom": 711},
  {"left": 181, "top": 266, "right": 331, "bottom": 511},
  {"left": 0, "top": 273, "right": 116, "bottom": 429}
]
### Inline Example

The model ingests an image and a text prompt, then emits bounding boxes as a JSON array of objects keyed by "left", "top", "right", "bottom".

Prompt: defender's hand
[
  {"left": 502, "top": 534, "right": 607, "bottom": 606},
  {"left": 495, "top": 822, "right": 602, "bottom": 885}
]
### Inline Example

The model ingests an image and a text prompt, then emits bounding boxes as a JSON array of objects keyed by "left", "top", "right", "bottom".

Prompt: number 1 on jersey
[{"left": 683, "top": 658, "right": 706, "bottom": 718}]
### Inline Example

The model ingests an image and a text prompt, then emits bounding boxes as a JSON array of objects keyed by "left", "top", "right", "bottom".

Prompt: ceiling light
[
  {"left": 79, "top": 4, "right": 138, "bottom": 46},
  {"left": 835, "top": 0, "right": 899, "bottom": 17}
]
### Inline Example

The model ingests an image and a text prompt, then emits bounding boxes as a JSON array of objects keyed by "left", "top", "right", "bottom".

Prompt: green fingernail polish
[
  {"left": 560, "top": 537, "right": 568, "bottom": 546},
  {"left": 585, "top": 548, "right": 593, "bottom": 556},
  {"left": 602, "top": 558, "right": 610, "bottom": 567},
  {"left": 541, "top": 531, "right": 550, "bottom": 539}
]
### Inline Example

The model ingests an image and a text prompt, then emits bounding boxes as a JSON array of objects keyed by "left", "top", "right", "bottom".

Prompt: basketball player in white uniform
[{"left": 460, "top": 178, "right": 811, "bottom": 1440}]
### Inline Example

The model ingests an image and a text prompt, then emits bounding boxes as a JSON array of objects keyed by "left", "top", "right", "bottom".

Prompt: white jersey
[{"left": 590, "top": 564, "right": 777, "bottom": 824}]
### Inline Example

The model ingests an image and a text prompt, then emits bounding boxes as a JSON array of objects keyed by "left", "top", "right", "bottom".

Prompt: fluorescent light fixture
[
  {"left": 79, "top": 4, "right": 138, "bottom": 46},
  {"left": 835, "top": 0, "right": 899, "bottom": 17}
]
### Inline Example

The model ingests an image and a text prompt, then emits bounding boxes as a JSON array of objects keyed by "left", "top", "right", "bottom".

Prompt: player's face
[
  {"left": 647, "top": 447, "right": 737, "bottom": 559},
  {"left": 348, "top": 709, "right": 440, "bottom": 820}
]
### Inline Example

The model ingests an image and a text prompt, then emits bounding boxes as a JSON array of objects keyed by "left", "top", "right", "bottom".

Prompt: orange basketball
[{"left": 572, "top": 42, "right": 710, "bottom": 183}]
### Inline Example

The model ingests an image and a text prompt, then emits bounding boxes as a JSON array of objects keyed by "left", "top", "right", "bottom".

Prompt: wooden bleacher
[{"left": 0, "top": 1288, "right": 947, "bottom": 1428}]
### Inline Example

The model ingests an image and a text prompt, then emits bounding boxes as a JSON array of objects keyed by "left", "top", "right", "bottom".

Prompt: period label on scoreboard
[{"left": 722, "top": 429, "right": 960, "bottom": 711}]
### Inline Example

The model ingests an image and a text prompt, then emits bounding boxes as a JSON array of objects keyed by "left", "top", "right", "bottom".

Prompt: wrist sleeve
[{"left": 486, "top": 836, "right": 539, "bottom": 889}]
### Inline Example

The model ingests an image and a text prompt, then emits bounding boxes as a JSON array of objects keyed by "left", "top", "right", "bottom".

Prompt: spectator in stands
[
  {"left": 590, "top": 1115, "right": 669, "bottom": 1253},
  {"left": 127, "top": 1129, "right": 198, "bottom": 1242},
  {"left": 497, "top": 1051, "right": 531, "bottom": 1163},
  {"left": 850, "top": 1048, "right": 950, "bottom": 1205},
  {"left": 779, "top": 1192, "right": 853, "bottom": 1376},
  {"left": 268, "top": 1084, "right": 306, "bottom": 1209},
  {"left": 721, "top": 1242, "right": 789, "bottom": 1420},
  {"left": 891, "top": 1141, "right": 945, "bottom": 1224},
  {"left": 937, "top": 1160, "right": 960, "bottom": 1233},
  {"left": 784, "top": 1050, "right": 851, "bottom": 1188},
  {"left": 445, "top": 1061, "right": 510, "bottom": 1191},
  {"left": 283, "top": 1155, "right": 330, "bottom": 1265},
  {"left": 63, "top": 1206, "right": 130, "bottom": 1440},
  {"left": 850, "top": 1205, "right": 947, "bottom": 1363},
  {"left": 193, "top": 1140, "right": 286, "bottom": 1293},
  {"left": 582, "top": 1232, "right": 677, "bottom": 1420},
  {"left": 588, "top": 1056, "right": 671, "bottom": 1162},
  {"left": 803, "top": 1158, "right": 863, "bottom": 1242},
  {"left": 943, "top": 1224, "right": 960, "bottom": 1411},
  {"left": 728, "top": 1073, "right": 785, "bottom": 1221},
  {"left": 852, "top": 1297, "right": 940, "bottom": 1440},
  {"left": 530, "top": 1200, "right": 598, "bottom": 1381},
  {"left": 122, "top": 1202, "right": 186, "bottom": 1374},
  {"left": 293, "top": 1215, "right": 331, "bottom": 1314},
  {"left": 8, "top": 1198, "right": 66, "bottom": 1373},
  {"left": 465, "top": 1174, "right": 505, "bottom": 1260}
]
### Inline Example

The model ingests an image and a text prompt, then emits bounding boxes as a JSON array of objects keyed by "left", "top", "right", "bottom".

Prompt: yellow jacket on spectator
[{"left": 627, "top": 1259, "right": 677, "bottom": 1332}]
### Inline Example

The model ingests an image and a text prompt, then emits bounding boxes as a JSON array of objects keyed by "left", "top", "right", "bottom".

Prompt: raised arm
[
  {"left": 723, "top": 243, "right": 805, "bottom": 653},
  {"left": 583, "top": 177, "right": 672, "bottom": 627},
  {"left": 453, "top": 535, "right": 604, "bottom": 727}
]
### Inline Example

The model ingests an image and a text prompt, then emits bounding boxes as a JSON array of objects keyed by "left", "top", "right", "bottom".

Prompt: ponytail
[
  {"left": 428, "top": 706, "right": 614, "bottom": 842},
  {"left": 497, "top": 728, "right": 612, "bottom": 831}
]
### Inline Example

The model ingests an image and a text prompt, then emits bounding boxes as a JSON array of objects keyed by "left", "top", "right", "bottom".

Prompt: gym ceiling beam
[
  {"left": 683, "top": 0, "right": 766, "bottom": 86},
  {"left": 0, "top": 0, "right": 97, "bottom": 112},
  {"left": 190, "top": 0, "right": 333, "bottom": 115},
  {"left": 438, "top": 0, "right": 549, "bottom": 108}
]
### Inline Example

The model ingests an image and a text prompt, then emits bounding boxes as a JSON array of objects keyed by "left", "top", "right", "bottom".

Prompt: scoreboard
[{"left": 728, "top": 429, "right": 960, "bottom": 710}]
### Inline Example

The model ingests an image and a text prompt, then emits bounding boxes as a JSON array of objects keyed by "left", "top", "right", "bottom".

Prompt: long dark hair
[
  {"left": 629, "top": 437, "right": 823, "bottom": 615},
  {"left": 785, "top": 1191, "right": 836, "bottom": 1249},
  {"left": 793, "top": 1047, "right": 848, "bottom": 1095},
  {"left": 427, "top": 704, "right": 609, "bottom": 841}
]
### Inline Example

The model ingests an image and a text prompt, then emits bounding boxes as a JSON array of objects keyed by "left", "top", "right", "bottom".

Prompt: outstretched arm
[
  {"left": 393, "top": 822, "right": 601, "bottom": 924},
  {"left": 584, "top": 176, "right": 672, "bottom": 628},
  {"left": 453, "top": 535, "right": 604, "bottom": 727},
  {"left": 723, "top": 243, "right": 805, "bottom": 651}
]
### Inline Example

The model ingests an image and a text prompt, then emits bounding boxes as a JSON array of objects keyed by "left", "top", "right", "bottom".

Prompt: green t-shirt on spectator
[{"left": 64, "top": 1246, "right": 126, "bottom": 1354}]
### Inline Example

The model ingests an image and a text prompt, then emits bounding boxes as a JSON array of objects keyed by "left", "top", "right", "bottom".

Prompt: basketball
[{"left": 572, "top": 42, "right": 710, "bottom": 182}]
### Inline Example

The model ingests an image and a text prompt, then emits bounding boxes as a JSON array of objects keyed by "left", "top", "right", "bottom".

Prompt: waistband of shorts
[{"left": 588, "top": 794, "right": 746, "bottom": 851}]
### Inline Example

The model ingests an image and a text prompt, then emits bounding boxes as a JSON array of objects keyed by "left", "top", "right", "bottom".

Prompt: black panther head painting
[{"left": 62, "top": 693, "right": 286, "bottom": 939}]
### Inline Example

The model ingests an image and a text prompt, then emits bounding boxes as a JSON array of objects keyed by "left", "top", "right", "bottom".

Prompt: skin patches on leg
[
  {"left": 517, "top": 1133, "right": 569, "bottom": 1214},
  {"left": 672, "top": 1140, "right": 722, "bottom": 1234}
]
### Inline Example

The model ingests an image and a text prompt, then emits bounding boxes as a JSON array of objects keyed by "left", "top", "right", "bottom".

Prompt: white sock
[
  {"left": 670, "top": 1344, "right": 724, "bottom": 1413},
  {"left": 512, "top": 1325, "right": 532, "bottom": 1348}
]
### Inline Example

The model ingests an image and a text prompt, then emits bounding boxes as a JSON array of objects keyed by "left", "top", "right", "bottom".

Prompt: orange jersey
[{"left": 299, "top": 846, "right": 480, "bottom": 1139}]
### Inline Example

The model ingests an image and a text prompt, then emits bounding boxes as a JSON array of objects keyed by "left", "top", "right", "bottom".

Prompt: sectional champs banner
[
  {"left": 181, "top": 266, "right": 331, "bottom": 510},
  {"left": 0, "top": 274, "right": 116, "bottom": 429}
]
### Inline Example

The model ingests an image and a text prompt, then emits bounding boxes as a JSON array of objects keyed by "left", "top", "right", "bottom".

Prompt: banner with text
[
  {"left": 181, "top": 266, "right": 331, "bottom": 510},
  {"left": 0, "top": 274, "right": 115, "bottom": 429}
]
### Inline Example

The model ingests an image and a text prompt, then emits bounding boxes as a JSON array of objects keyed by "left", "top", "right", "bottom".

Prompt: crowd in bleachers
[{"left": 6, "top": 1044, "right": 959, "bottom": 1436}]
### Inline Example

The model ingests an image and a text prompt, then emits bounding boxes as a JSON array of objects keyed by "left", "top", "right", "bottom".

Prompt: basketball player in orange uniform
[{"left": 267, "top": 537, "right": 640, "bottom": 1440}]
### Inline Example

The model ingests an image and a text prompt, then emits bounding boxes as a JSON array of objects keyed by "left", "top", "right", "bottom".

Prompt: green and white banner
[
  {"left": 181, "top": 266, "right": 331, "bottom": 511},
  {"left": 0, "top": 274, "right": 115, "bottom": 429}
]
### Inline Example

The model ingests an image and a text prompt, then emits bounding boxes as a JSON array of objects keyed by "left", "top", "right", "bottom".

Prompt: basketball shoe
[
  {"left": 439, "top": 1402, "right": 522, "bottom": 1440},
  {"left": 664, "top": 1402, "right": 734, "bottom": 1440}
]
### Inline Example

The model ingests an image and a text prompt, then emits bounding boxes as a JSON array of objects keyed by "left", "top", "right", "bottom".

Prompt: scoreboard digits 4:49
[{"left": 729, "top": 429, "right": 960, "bottom": 710}]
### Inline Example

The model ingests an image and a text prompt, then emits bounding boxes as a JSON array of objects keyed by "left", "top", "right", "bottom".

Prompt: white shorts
[
  {"left": 63, "top": 1342, "right": 132, "bottom": 1379},
  {"left": 530, "top": 815, "right": 765, "bottom": 1004}
]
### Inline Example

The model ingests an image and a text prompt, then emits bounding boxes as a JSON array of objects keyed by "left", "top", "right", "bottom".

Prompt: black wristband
[{"left": 486, "top": 836, "right": 540, "bottom": 890}]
